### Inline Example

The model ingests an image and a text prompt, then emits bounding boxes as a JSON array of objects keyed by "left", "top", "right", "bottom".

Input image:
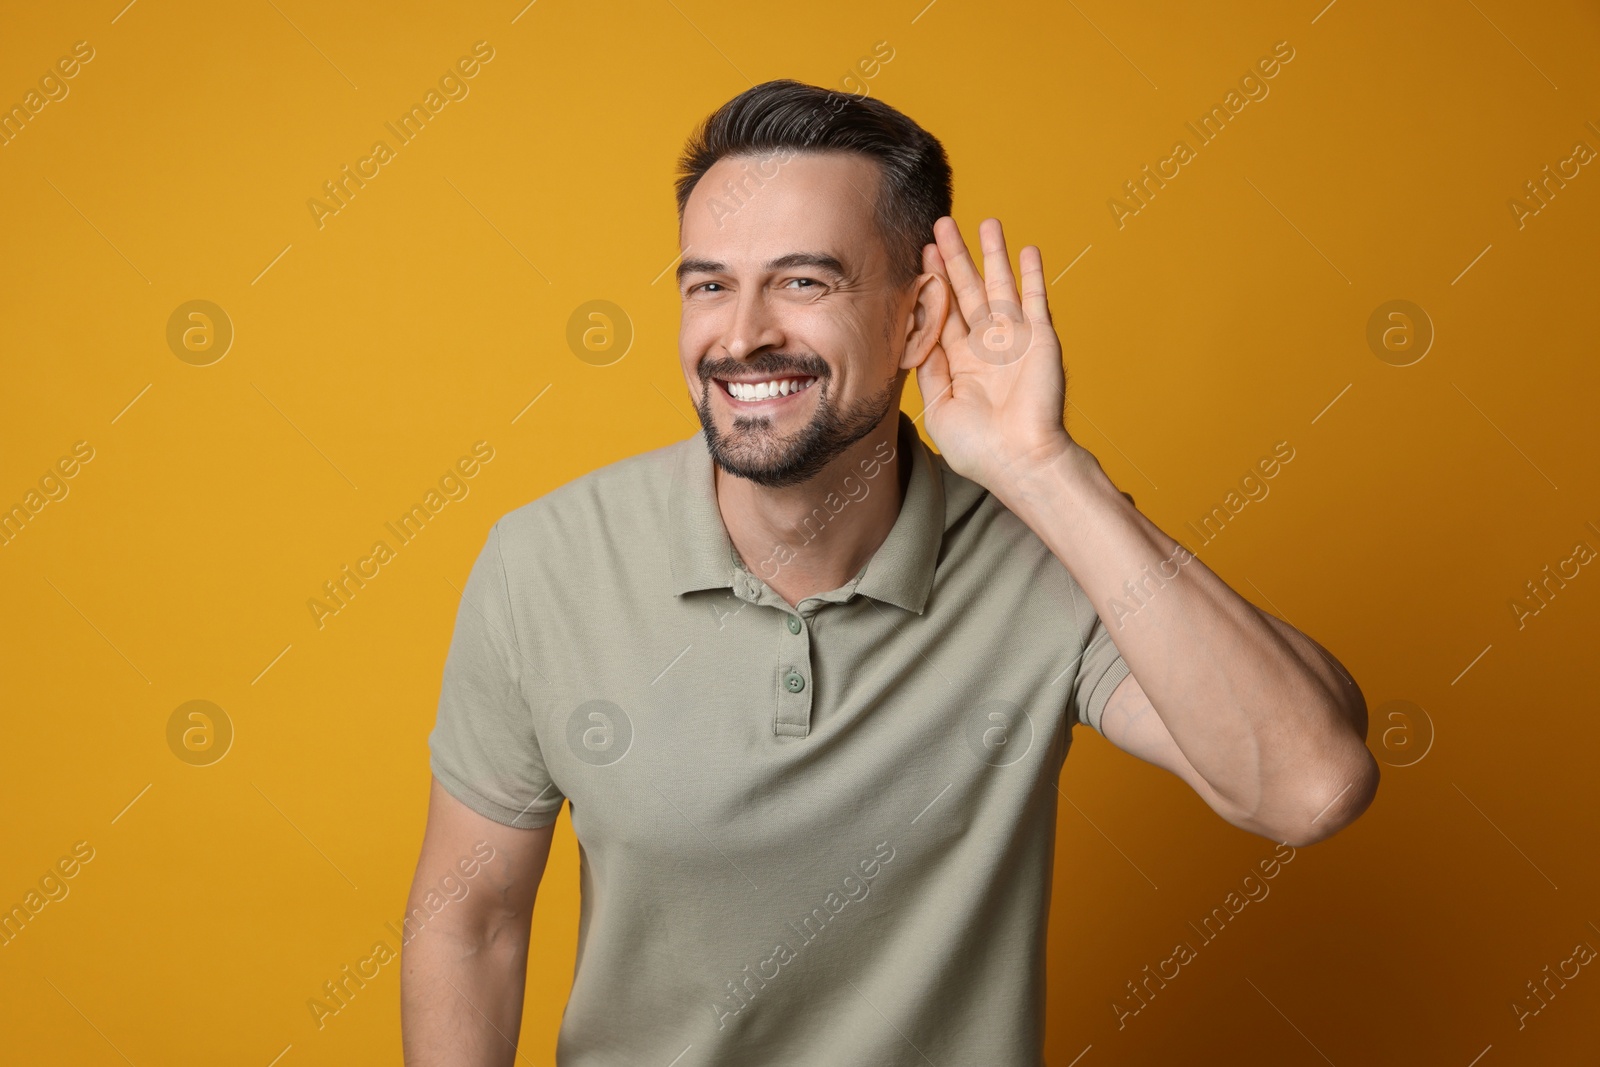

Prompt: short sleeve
[
  {"left": 1068, "top": 589, "right": 1132, "bottom": 736},
  {"left": 428, "top": 522, "right": 565, "bottom": 828}
]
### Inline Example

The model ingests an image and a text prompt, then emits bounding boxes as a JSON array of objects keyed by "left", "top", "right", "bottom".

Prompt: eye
[
  {"left": 687, "top": 281, "right": 724, "bottom": 294},
  {"left": 784, "top": 277, "right": 820, "bottom": 289}
]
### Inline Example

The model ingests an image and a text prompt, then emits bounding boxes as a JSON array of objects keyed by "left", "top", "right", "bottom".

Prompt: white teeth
[{"left": 725, "top": 377, "right": 815, "bottom": 401}]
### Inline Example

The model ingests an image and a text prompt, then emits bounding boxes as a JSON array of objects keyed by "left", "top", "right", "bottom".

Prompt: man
[{"left": 401, "top": 79, "right": 1377, "bottom": 1065}]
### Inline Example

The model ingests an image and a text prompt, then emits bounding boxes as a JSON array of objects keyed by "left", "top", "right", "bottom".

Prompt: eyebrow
[{"left": 676, "top": 251, "right": 849, "bottom": 286}]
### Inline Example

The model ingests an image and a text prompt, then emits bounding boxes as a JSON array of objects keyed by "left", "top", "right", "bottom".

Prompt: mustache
[{"left": 699, "top": 352, "right": 830, "bottom": 383}]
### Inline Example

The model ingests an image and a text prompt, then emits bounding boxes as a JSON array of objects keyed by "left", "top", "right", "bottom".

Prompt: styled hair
[{"left": 675, "top": 78, "right": 953, "bottom": 290}]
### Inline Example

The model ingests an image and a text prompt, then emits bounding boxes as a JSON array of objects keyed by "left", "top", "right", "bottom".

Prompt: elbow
[{"left": 1280, "top": 745, "right": 1381, "bottom": 847}]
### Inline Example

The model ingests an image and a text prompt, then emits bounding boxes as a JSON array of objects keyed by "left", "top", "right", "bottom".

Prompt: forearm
[
  {"left": 401, "top": 921, "right": 531, "bottom": 1066},
  {"left": 996, "top": 440, "right": 1373, "bottom": 824}
]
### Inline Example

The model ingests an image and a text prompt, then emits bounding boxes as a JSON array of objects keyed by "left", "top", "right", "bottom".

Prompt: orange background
[{"left": 2, "top": 1, "right": 1597, "bottom": 1063}]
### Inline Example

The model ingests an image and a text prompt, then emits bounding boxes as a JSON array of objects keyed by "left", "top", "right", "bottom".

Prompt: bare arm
[
  {"left": 913, "top": 215, "right": 1378, "bottom": 847},
  {"left": 1010, "top": 446, "right": 1378, "bottom": 847},
  {"left": 401, "top": 776, "right": 557, "bottom": 1066},
  {"left": 1096, "top": 652, "right": 1374, "bottom": 847}
]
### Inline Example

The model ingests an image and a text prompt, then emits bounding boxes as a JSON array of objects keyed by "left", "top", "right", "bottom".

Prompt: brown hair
[{"left": 675, "top": 79, "right": 953, "bottom": 290}]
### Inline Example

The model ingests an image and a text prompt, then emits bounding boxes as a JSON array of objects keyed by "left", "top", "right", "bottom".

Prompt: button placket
[{"left": 773, "top": 608, "right": 813, "bottom": 737}]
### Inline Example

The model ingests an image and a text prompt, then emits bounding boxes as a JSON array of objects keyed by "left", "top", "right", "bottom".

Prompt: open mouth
[{"left": 716, "top": 375, "right": 820, "bottom": 404}]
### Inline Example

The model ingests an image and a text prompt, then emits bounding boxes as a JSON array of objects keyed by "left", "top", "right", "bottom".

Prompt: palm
[{"left": 915, "top": 217, "right": 1073, "bottom": 491}]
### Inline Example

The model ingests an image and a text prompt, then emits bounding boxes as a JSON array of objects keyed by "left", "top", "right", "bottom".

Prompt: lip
[{"left": 713, "top": 375, "right": 820, "bottom": 407}]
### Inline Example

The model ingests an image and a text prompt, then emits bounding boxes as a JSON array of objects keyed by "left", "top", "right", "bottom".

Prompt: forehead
[{"left": 681, "top": 150, "right": 884, "bottom": 266}]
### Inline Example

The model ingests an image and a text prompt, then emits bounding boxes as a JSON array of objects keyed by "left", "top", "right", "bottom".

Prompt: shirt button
[
  {"left": 787, "top": 615, "right": 802, "bottom": 634},
  {"left": 784, "top": 671, "right": 806, "bottom": 693}
]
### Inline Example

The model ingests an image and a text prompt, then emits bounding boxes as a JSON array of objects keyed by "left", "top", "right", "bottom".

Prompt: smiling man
[{"left": 401, "top": 79, "right": 1378, "bottom": 1066}]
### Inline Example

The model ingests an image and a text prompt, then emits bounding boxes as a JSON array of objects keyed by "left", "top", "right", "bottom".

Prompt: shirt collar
[{"left": 667, "top": 410, "right": 945, "bottom": 614}]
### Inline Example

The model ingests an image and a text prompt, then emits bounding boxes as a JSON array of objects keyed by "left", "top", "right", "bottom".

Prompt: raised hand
[{"left": 916, "top": 216, "right": 1079, "bottom": 496}]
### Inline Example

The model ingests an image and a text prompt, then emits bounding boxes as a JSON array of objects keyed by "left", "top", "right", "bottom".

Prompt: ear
[{"left": 898, "top": 244, "right": 951, "bottom": 372}]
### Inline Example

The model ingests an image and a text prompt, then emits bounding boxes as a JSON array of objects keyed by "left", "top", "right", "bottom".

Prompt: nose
[{"left": 721, "top": 287, "right": 785, "bottom": 363}]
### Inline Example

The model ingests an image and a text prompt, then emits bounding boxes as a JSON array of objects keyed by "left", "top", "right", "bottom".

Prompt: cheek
[
  {"left": 678, "top": 322, "right": 710, "bottom": 377},
  {"left": 811, "top": 308, "right": 881, "bottom": 365},
  {"left": 679, "top": 347, "right": 716, "bottom": 399},
  {"left": 681, "top": 358, "right": 707, "bottom": 396},
  {"left": 679, "top": 307, "right": 727, "bottom": 353}
]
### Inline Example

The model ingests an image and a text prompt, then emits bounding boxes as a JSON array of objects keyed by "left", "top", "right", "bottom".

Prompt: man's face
[{"left": 678, "top": 151, "right": 906, "bottom": 489}]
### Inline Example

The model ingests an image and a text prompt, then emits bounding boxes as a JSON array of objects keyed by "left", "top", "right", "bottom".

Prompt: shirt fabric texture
[{"left": 428, "top": 410, "right": 1131, "bottom": 1066}]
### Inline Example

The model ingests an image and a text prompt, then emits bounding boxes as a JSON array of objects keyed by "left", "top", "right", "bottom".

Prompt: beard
[{"left": 694, "top": 352, "right": 898, "bottom": 489}]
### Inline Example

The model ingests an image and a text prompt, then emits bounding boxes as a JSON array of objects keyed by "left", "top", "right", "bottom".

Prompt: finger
[
  {"left": 1019, "top": 245, "right": 1052, "bottom": 327},
  {"left": 922, "top": 241, "right": 948, "bottom": 286},
  {"left": 923, "top": 240, "right": 969, "bottom": 355},
  {"left": 915, "top": 337, "right": 954, "bottom": 416},
  {"left": 979, "top": 218, "right": 1019, "bottom": 309},
  {"left": 932, "top": 216, "right": 989, "bottom": 327}
]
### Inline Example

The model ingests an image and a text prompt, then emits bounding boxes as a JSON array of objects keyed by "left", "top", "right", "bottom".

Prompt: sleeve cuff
[
  {"left": 1081, "top": 657, "right": 1132, "bottom": 734},
  {"left": 429, "top": 758, "right": 564, "bottom": 829}
]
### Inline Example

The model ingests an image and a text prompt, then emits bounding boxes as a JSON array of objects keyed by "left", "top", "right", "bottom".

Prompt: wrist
[{"left": 991, "top": 436, "right": 1109, "bottom": 516}]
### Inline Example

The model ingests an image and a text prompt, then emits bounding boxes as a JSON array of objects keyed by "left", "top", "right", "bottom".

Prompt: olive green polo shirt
[{"left": 428, "top": 410, "right": 1130, "bottom": 1066}]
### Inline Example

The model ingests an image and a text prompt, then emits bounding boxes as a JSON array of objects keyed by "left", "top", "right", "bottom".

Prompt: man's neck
[{"left": 714, "top": 419, "right": 908, "bottom": 609}]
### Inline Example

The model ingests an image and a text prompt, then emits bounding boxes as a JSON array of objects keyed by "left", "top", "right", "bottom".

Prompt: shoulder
[
  {"left": 492, "top": 433, "right": 690, "bottom": 562},
  {"left": 929, "top": 448, "right": 1052, "bottom": 561},
  {"left": 926, "top": 447, "right": 1092, "bottom": 616}
]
